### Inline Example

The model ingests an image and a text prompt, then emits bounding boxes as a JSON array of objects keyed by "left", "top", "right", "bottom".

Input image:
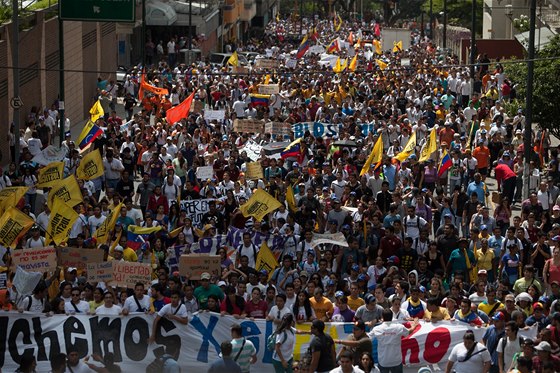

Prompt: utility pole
[
  {"left": 523, "top": 0, "right": 537, "bottom": 200},
  {"left": 58, "top": 15, "right": 65, "bottom": 147},
  {"left": 141, "top": 0, "right": 146, "bottom": 67},
  {"left": 443, "top": 0, "right": 447, "bottom": 49},
  {"left": 188, "top": 0, "right": 192, "bottom": 50},
  {"left": 11, "top": 0, "right": 20, "bottom": 168}
]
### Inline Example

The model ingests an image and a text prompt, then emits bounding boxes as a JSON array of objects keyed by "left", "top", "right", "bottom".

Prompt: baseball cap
[
  {"left": 444, "top": 213, "right": 453, "bottom": 219},
  {"left": 299, "top": 270, "right": 309, "bottom": 278},
  {"left": 200, "top": 272, "right": 211, "bottom": 280},
  {"left": 114, "top": 246, "right": 124, "bottom": 253},
  {"left": 357, "top": 274, "right": 367, "bottom": 282},
  {"left": 478, "top": 269, "right": 488, "bottom": 275},
  {"left": 481, "top": 225, "right": 488, "bottom": 231},
  {"left": 327, "top": 279, "right": 336, "bottom": 287},
  {"left": 535, "top": 341, "right": 551, "bottom": 352},
  {"left": 217, "top": 281, "right": 227, "bottom": 287},
  {"left": 351, "top": 264, "right": 360, "bottom": 272},
  {"left": 553, "top": 205, "right": 560, "bottom": 211},
  {"left": 292, "top": 162, "right": 300, "bottom": 168},
  {"left": 533, "top": 302, "right": 544, "bottom": 310},
  {"left": 492, "top": 311, "right": 505, "bottom": 321},
  {"left": 335, "top": 291, "right": 344, "bottom": 298},
  {"left": 505, "top": 294, "right": 515, "bottom": 302},
  {"left": 67, "top": 267, "right": 78, "bottom": 273},
  {"left": 353, "top": 321, "right": 366, "bottom": 330},
  {"left": 388, "top": 256, "right": 400, "bottom": 265}
]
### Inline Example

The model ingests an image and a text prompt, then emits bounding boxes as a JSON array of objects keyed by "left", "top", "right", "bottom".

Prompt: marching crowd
[{"left": 1, "top": 11, "right": 560, "bottom": 373}]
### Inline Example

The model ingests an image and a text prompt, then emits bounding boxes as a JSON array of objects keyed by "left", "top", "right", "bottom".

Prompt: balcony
[{"left": 241, "top": 0, "right": 257, "bottom": 21}]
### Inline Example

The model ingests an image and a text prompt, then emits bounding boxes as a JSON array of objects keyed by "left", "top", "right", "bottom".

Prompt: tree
[
  {"left": 421, "top": 0, "right": 483, "bottom": 36},
  {"left": 506, "top": 35, "right": 560, "bottom": 138}
]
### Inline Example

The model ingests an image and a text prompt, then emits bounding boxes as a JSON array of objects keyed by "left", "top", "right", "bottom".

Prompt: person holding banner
[{"left": 149, "top": 290, "right": 188, "bottom": 343}]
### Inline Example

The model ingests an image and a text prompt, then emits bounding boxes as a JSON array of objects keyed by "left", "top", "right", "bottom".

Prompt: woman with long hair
[
  {"left": 494, "top": 197, "right": 512, "bottom": 235},
  {"left": 89, "top": 287, "right": 104, "bottom": 313},
  {"left": 544, "top": 246, "right": 560, "bottom": 293},
  {"left": 357, "top": 352, "right": 375, "bottom": 373},
  {"left": 292, "top": 290, "right": 315, "bottom": 323},
  {"left": 220, "top": 285, "right": 245, "bottom": 318},
  {"left": 272, "top": 313, "right": 296, "bottom": 373}
]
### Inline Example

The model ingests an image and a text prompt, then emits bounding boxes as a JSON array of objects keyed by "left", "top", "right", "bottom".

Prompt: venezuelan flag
[
  {"left": 327, "top": 38, "right": 339, "bottom": 53},
  {"left": 250, "top": 94, "right": 270, "bottom": 106},
  {"left": 281, "top": 138, "right": 302, "bottom": 160},
  {"left": 77, "top": 120, "right": 104, "bottom": 150},
  {"left": 296, "top": 35, "right": 310, "bottom": 59},
  {"left": 438, "top": 150, "right": 453, "bottom": 177}
]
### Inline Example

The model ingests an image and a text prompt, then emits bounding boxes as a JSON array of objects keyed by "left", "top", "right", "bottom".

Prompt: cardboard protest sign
[
  {"left": 233, "top": 119, "right": 264, "bottom": 133},
  {"left": 258, "top": 84, "right": 280, "bottom": 95},
  {"left": 265, "top": 122, "right": 292, "bottom": 137},
  {"left": 255, "top": 59, "right": 280, "bottom": 69},
  {"left": 245, "top": 162, "right": 264, "bottom": 180},
  {"left": 11, "top": 247, "right": 57, "bottom": 273},
  {"left": 112, "top": 261, "right": 152, "bottom": 287},
  {"left": 179, "top": 255, "right": 221, "bottom": 279},
  {"left": 190, "top": 100, "right": 204, "bottom": 113},
  {"left": 234, "top": 66, "right": 250, "bottom": 74},
  {"left": 86, "top": 262, "right": 113, "bottom": 283},
  {"left": 196, "top": 166, "right": 214, "bottom": 180},
  {"left": 58, "top": 247, "right": 105, "bottom": 271}
]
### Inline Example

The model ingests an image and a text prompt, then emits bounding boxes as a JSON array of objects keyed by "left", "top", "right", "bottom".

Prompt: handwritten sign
[
  {"left": 11, "top": 247, "right": 57, "bottom": 273},
  {"left": 265, "top": 122, "right": 292, "bottom": 136},
  {"left": 234, "top": 119, "right": 264, "bottom": 133},
  {"left": 204, "top": 110, "right": 226, "bottom": 121},
  {"left": 234, "top": 66, "right": 250, "bottom": 74},
  {"left": 58, "top": 247, "right": 105, "bottom": 271},
  {"left": 179, "top": 199, "right": 213, "bottom": 227},
  {"left": 179, "top": 254, "right": 221, "bottom": 279},
  {"left": 245, "top": 162, "right": 264, "bottom": 180},
  {"left": 112, "top": 261, "right": 152, "bottom": 288},
  {"left": 285, "top": 59, "right": 297, "bottom": 68},
  {"left": 258, "top": 84, "right": 280, "bottom": 95},
  {"left": 242, "top": 140, "right": 263, "bottom": 162},
  {"left": 196, "top": 166, "right": 214, "bottom": 180},
  {"left": 255, "top": 59, "right": 280, "bottom": 69},
  {"left": 86, "top": 262, "right": 114, "bottom": 283}
]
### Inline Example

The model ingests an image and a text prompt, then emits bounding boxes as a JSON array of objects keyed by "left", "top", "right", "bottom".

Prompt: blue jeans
[
  {"left": 272, "top": 358, "right": 293, "bottom": 373},
  {"left": 378, "top": 364, "right": 403, "bottom": 373}
]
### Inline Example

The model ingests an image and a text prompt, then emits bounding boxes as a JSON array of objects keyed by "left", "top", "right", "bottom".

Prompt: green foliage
[
  {"left": 513, "top": 15, "right": 530, "bottom": 33},
  {"left": 421, "top": 0, "right": 483, "bottom": 36},
  {"left": 506, "top": 35, "right": 560, "bottom": 138}
]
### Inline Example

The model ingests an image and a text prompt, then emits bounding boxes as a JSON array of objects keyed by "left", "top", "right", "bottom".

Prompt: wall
[{"left": 0, "top": 6, "right": 117, "bottom": 165}]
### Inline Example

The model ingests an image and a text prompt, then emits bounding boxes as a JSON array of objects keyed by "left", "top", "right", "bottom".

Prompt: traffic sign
[
  {"left": 59, "top": 0, "right": 135, "bottom": 23},
  {"left": 10, "top": 97, "right": 23, "bottom": 110}
]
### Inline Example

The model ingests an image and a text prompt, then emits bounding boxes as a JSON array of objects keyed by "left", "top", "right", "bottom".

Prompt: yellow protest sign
[
  {"left": 36, "top": 162, "right": 64, "bottom": 188},
  {"left": 46, "top": 198, "right": 79, "bottom": 246},
  {"left": 0, "top": 186, "right": 29, "bottom": 215},
  {"left": 245, "top": 162, "right": 264, "bottom": 180},
  {"left": 76, "top": 149, "right": 105, "bottom": 180},
  {"left": 239, "top": 189, "right": 282, "bottom": 222},
  {"left": 93, "top": 202, "right": 123, "bottom": 244},
  {"left": 48, "top": 176, "right": 83, "bottom": 210},
  {"left": 0, "top": 207, "right": 35, "bottom": 247}
]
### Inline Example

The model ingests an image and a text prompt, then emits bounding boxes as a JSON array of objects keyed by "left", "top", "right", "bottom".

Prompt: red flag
[
  {"left": 374, "top": 24, "right": 381, "bottom": 37},
  {"left": 166, "top": 91, "right": 195, "bottom": 124}
]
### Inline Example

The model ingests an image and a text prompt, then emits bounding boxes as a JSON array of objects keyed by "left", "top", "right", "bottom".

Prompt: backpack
[{"left": 267, "top": 330, "right": 287, "bottom": 352}]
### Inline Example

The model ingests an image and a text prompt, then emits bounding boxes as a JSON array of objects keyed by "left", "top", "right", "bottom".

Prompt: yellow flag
[
  {"left": 0, "top": 186, "right": 29, "bottom": 215},
  {"left": 256, "top": 241, "right": 279, "bottom": 281},
  {"left": 89, "top": 100, "right": 104, "bottom": 122},
  {"left": 335, "top": 13, "right": 343, "bottom": 32},
  {"left": 239, "top": 189, "right": 282, "bottom": 222},
  {"left": 48, "top": 176, "right": 83, "bottom": 210},
  {"left": 93, "top": 202, "right": 124, "bottom": 244},
  {"left": 0, "top": 207, "right": 35, "bottom": 247},
  {"left": 333, "top": 58, "right": 347, "bottom": 73},
  {"left": 47, "top": 198, "right": 79, "bottom": 246},
  {"left": 373, "top": 39, "right": 382, "bottom": 55},
  {"left": 286, "top": 185, "right": 297, "bottom": 213},
  {"left": 76, "top": 149, "right": 105, "bottom": 180},
  {"left": 36, "top": 161, "right": 65, "bottom": 188},
  {"left": 348, "top": 55, "right": 358, "bottom": 72},
  {"left": 127, "top": 225, "right": 163, "bottom": 235},
  {"left": 168, "top": 226, "right": 183, "bottom": 239},
  {"left": 392, "top": 40, "right": 403, "bottom": 53},
  {"left": 264, "top": 74, "right": 271, "bottom": 84},
  {"left": 419, "top": 128, "right": 438, "bottom": 163},
  {"left": 360, "top": 133, "right": 384, "bottom": 176},
  {"left": 376, "top": 59, "right": 388, "bottom": 70},
  {"left": 394, "top": 131, "right": 417, "bottom": 162},
  {"left": 227, "top": 51, "right": 239, "bottom": 67}
]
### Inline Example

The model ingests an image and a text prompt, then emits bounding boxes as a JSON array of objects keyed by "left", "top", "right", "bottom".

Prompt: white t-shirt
[
  {"left": 368, "top": 322, "right": 409, "bottom": 367},
  {"left": 496, "top": 336, "right": 522, "bottom": 372},
  {"left": 123, "top": 295, "right": 151, "bottom": 313},
  {"left": 19, "top": 295, "right": 44, "bottom": 313},
  {"left": 448, "top": 342, "right": 491, "bottom": 373},
  {"left": 96, "top": 304, "right": 122, "bottom": 315},
  {"left": 65, "top": 300, "right": 90, "bottom": 314},
  {"left": 158, "top": 303, "right": 188, "bottom": 318},
  {"left": 69, "top": 214, "right": 88, "bottom": 239},
  {"left": 268, "top": 305, "right": 292, "bottom": 322},
  {"left": 272, "top": 327, "right": 296, "bottom": 362},
  {"left": 88, "top": 215, "right": 107, "bottom": 235}
]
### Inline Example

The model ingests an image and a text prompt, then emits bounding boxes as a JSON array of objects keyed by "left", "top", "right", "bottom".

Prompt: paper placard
[
  {"left": 204, "top": 110, "right": 226, "bottom": 121},
  {"left": 242, "top": 140, "right": 263, "bottom": 162},
  {"left": 11, "top": 247, "right": 57, "bottom": 273},
  {"left": 190, "top": 100, "right": 204, "bottom": 113},
  {"left": 112, "top": 261, "right": 152, "bottom": 287},
  {"left": 245, "top": 162, "right": 264, "bottom": 180},
  {"left": 258, "top": 84, "right": 280, "bottom": 95},
  {"left": 179, "top": 254, "right": 221, "bottom": 279},
  {"left": 58, "top": 247, "right": 105, "bottom": 271},
  {"left": 179, "top": 199, "right": 213, "bottom": 227},
  {"left": 86, "top": 261, "right": 114, "bottom": 283},
  {"left": 233, "top": 119, "right": 264, "bottom": 133},
  {"left": 255, "top": 59, "right": 281, "bottom": 69},
  {"left": 196, "top": 166, "right": 214, "bottom": 180},
  {"left": 285, "top": 59, "right": 297, "bottom": 68},
  {"left": 234, "top": 66, "right": 250, "bottom": 74},
  {"left": 265, "top": 122, "right": 292, "bottom": 136}
]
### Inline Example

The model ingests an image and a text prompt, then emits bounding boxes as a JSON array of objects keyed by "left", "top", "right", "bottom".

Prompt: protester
[
  {"left": 446, "top": 330, "right": 491, "bottom": 373},
  {"left": 208, "top": 341, "right": 242, "bottom": 373}
]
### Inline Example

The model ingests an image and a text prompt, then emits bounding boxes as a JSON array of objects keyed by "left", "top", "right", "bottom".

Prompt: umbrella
[{"left": 332, "top": 139, "right": 359, "bottom": 148}]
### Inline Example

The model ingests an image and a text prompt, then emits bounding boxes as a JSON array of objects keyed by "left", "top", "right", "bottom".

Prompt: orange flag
[
  {"left": 138, "top": 71, "right": 169, "bottom": 100},
  {"left": 166, "top": 91, "right": 195, "bottom": 124}
]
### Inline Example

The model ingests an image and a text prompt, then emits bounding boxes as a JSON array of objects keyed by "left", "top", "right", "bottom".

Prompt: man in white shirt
[
  {"left": 329, "top": 351, "right": 365, "bottom": 373},
  {"left": 103, "top": 149, "right": 125, "bottom": 190},
  {"left": 236, "top": 232, "right": 260, "bottom": 268},
  {"left": 123, "top": 282, "right": 153, "bottom": 314},
  {"left": 18, "top": 282, "right": 47, "bottom": 313},
  {"left": 445, "top": 330, "right": 491, "bottom": 373},
  {"left": 88, "top": 206, "right": 106, "bottom": 235},
  {"left": 65, "top": 287, "right": 91, "bottom": 314},
  {"left": 149, "top": 290, "right": 188, "bottom": 343},
  {"left": 67, "top": 347, "right": 95, "bottom": 373},
  {"left": 95, "top": 292, "right": 122, "bottom": 315},
  {"left": 368, "top": 309, "right": 419, "bottom": 372}
]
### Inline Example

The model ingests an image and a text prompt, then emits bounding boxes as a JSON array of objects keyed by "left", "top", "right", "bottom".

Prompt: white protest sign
[
  {"left": 179, "top": 199, "right": 214, "bottom": 227},
  {"left": 255, "top": 59, "right": 280, "bottom": 69},
  {"left": 204, "top": 110, "right": 225, "bottom": 121},
  {"left": 12, "top": 266, "right": 42, "bottom": 296},
  {"left": 242, "top": 140, "right": 263, "bottom": 162},
  {"left": 311, "top": 232, "right": 349, "bottom": 248},
  {"left": 258, "top": 84, "right": 280, "bottom": 95},
  {"left": 285, "top": 59, "right": 297, "bottom": 68},
  {"left": 265, "top": 122, "right": 292, "bottom": 137},
  {"left": 196, "top": 166, "right": 214, "bottom": 180}
]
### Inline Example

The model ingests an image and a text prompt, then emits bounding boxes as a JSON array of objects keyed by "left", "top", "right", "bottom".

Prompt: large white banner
[{"left": 0, "top": 313, "right": 537, "bottom": 372}]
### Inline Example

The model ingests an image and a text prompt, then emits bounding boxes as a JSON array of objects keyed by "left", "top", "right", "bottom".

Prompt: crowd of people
[{"left": 1, "top": 10, "right": 560, "bottom": 373}]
